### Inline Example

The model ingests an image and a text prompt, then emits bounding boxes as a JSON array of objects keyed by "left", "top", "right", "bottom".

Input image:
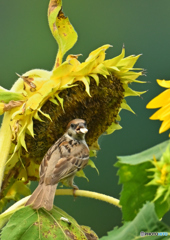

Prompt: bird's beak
[
  {"left": 76, "top": 124, "right": 88, "bottom": 134},
  {"left": 79, "top": 127, "right": 88, "bottom": 134}
]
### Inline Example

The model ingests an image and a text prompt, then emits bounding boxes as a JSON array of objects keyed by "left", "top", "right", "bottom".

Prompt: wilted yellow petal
[
  {"left": 124, "top": 85, "right": 146, "bottom": 97},
  {"left": 72, "top": 60, "right": 96, "bottom": 76},
  {"left": 92, "top": 63, "right": 109, "bottom": 76},
  {"left": 106, "top": 122, "right": 122, "bottom": 134},
  {"left": 51, "top": 61, "right": 76, "bottom": 80},
  {"left": 34, "top": 111, "right": 44, "bottom": 122},
  {"left": 38, "top": 109, "right": 52, "bottom": 121},
  {"left": 85, "top": 44, "right": 112, "bottom": 63},
  {"left": 107, "top": 66, "right": 120, "bottom": 72},
  {"left": 19, "top": 132, "right": 27, "bottom": 151},
  {"left": 104, "top": 46, "right": 125, "bottom": 67},
  {"left": 75, "top": 76, "right": 91, "bottom": 96},
  {"left": 26, "top": 118, "right": 34, "bottom": 137},
  {"left": 121, "top": 100, "right": 135, "bottom": 114},
  {"left": 118, "top": 54, "right": 141, "bottom": 72},
  {"left": 119, "top": 71, "right": 143, "bottom": 80},
  {"left": 90, "top": 74, "right": 99, "bottom": 85},
  {"left": 26, "top": 94, "right": 42, "bottom": 111},
  {"left": 60, "top": 76, "right": 75, "bottom": 89},
  {"left": 55, "top": 94, "right": 64, "bottom": 111},
  {"left": 0, "top": 103, "right": 4, "bottom": 115}
]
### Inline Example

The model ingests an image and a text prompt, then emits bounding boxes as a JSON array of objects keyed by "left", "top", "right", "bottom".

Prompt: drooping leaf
[
  {"left": 48, "top": 0, "right": 78, "bottom": 66},
  {"left": 87, "top": 159, "right": 99, "bottom": 175},
  {"left": 0, "top": 86, "right": 24, "bottom": 103},
  {"left": 106, "top": 122, "right": 122, "bottom": 134},
  {"left": 76, "top": 169, "right": 89, "bottom": 182},
  {"left": 100, "top": 202, "right": 170, "bottom": 240},
  {"left": 1, "top": 206, "right": 98, "bottom": 240}
]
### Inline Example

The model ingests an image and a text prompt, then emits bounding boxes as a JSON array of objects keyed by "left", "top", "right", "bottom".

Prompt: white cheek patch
[{"left": 80, "top": 128, "right": 88, "bottom": 133}]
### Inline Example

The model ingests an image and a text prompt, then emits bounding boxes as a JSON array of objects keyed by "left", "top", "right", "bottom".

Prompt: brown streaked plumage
[{"left": 25, "top": 119, "right": 89, "bottom": 211}]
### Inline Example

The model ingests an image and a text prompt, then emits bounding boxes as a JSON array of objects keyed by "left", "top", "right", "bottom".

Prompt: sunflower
[
  {"left": 0, "top": 0, "right": 145, "bottom": 211},
  {"left": 147, "top": 79, "right": 170, "bottom": 136}
]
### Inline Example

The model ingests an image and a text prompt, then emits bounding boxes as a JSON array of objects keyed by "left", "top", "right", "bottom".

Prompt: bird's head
[{"left": 66, "top": 119, "right": 88, "bottom": 140}]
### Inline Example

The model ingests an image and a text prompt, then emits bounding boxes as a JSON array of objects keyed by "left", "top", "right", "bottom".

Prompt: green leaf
[
  {"left": 48, "top": 0, "right": 78, "bottom": 66},
  {"left": 115, "top": 140, "right": 170, "bottom": 221},
  {"left": 76, "top": 169, "right": 89, "bottom": 182},
  {"left": 117, "top": 139, "right": 170, "bottom": 165},
  {"left": 0, "top": 86, "right": 24, "bottom": 103},
  {"left": 106, "top": 121, "right": 122, "bottom": 134},
  {"left": 100, "top": 202, "right": 170, "bottom": 240},
  {"left": 87, "top": 159, "right": 99, "bottom": 175},
  {"left": 1, "top": 206, "right": 98, "bottom": 240},
  {"left": 121, "top": 99, "right": 135, "bottom": 114},
  {"left": 116, "top": 160, "right": 156, "bottom": 221}
]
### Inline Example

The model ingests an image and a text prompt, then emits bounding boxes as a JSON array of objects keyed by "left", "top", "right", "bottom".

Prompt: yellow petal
[
  {"left": 26, "top": 118, "right": 34, "bottom": 137},
  {"left": 157, "top": 79, "right": 170, "bottom": 88},
  {"left": 118, "top": 54, "right": 141, "bottom": 72},
  {"left": 90, "top": 74, "right": 99, "bottom": 85},
  {"left": 38, "top": 109, "right": 52, "bottom": 121},
  {"left": 146, "top": 89, "right": 170, "bottom": 109},
  {"left": 119, "top": 71, "right": 143, "bottom": 80},
  {"left": 60, "top": 76, "right": 75, "bottom": 89},
  {"left": 124, "top": 85, "right": 146, "bottom": 97},
  {"left": 121, "top": 100, "right": 135, "bottom": 114},
  {"left": 104, "top": 46, "right": 125, "bottom": 67},
  {"left": 26, "top": 93, "right": 42, "bottom": 111},
  {"left": 19, "top": 132, "right": 27, "bottom": 151},
  {"left": 0, "top": 103, "right": 4, "bottom": 115},
  {"left": 72, "top": 60, "right": 96, "bottom": 76},
  {"left": 51, "top": 61, "right": 76, "bottom": 80},
  {"left": 55, "top": 94, "right": 64, "bottom": 111},
  {"left": 159, "top": 116, "right": 170, "bottom": 133},
  {"left": 92, "top": 63, "right": 109, "bottom": 76},
  {"left": 75, "top": 76, "right": 91, "bottom": 96},
  {"left": 149, "top": 102, "right": 170, "bottom": 120},
  {"left": 85, "top": 44, "right": 112, "bottom": 63}
]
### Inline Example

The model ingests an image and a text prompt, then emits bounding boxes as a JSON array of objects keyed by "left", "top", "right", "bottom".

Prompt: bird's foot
[{"left": 72, "top": 185, "right": 79, "bottom": 198}]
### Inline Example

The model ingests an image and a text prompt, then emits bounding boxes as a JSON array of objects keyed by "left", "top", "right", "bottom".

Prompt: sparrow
[{"left": 25, "top": 119, "right": 89, "bottom": 211}]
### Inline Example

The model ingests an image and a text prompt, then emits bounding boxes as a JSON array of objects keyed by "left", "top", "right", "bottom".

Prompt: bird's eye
[
  {"left": 71, "top": 123, "right": 75, "bottom": 128},
  {"left": 84, "top": 122, "right": 87, "bottom": 127}
]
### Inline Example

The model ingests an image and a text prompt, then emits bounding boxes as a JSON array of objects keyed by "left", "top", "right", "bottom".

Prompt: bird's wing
[
  {"left": 44, "top": 143, "right": 89, "bottom": 185},
  {"left": 39, "top": 136, "right": 64, "bottom": 184}
]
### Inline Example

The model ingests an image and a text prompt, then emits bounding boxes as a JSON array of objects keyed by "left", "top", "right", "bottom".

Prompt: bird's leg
[
  {"left": 67, "top": 175, "right": 79, "bottom": 198},
  {"left": 72, "top": 185, "right": 79, "bottom": 198}
]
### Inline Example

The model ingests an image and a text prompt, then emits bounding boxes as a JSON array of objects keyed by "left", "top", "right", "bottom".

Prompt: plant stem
[
  {"left": 0, "top": 189, "right": 120, "bottom": 229},
  {"left": 0, "top": 112, "right": 12, "bottom": 191},
  {"left": 56, "top": 189, "right": 121, "bottom": 208}
]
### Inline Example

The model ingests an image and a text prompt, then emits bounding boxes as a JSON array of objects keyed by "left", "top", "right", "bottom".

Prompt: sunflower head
[
  {"left": 0, "top": 0, "right": 145, "bottom": 211},
  {"left": 147, "top": 79, "right": 170, "bottom": 136}
]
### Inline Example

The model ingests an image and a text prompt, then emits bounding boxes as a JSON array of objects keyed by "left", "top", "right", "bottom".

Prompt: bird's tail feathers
[{"left": 25, "top": 183, "right": 57, "bottom": 211}]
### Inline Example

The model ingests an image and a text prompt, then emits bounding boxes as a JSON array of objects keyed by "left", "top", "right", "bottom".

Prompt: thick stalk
[{"left": 0, "top": 112, "right": 12, "bottom": 191}]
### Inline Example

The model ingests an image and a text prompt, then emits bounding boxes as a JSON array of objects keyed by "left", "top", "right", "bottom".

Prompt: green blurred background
[{"left": 0, "top": 0, "right": 170, "bottom": 237}]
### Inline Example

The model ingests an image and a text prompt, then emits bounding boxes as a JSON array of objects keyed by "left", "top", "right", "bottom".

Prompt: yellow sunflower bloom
[
  {"left": 0, "top": 0, "right": 145, "bottom": 211},
  {"left": 147, "top": 79, "right": 170, "bottom": 136}
]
